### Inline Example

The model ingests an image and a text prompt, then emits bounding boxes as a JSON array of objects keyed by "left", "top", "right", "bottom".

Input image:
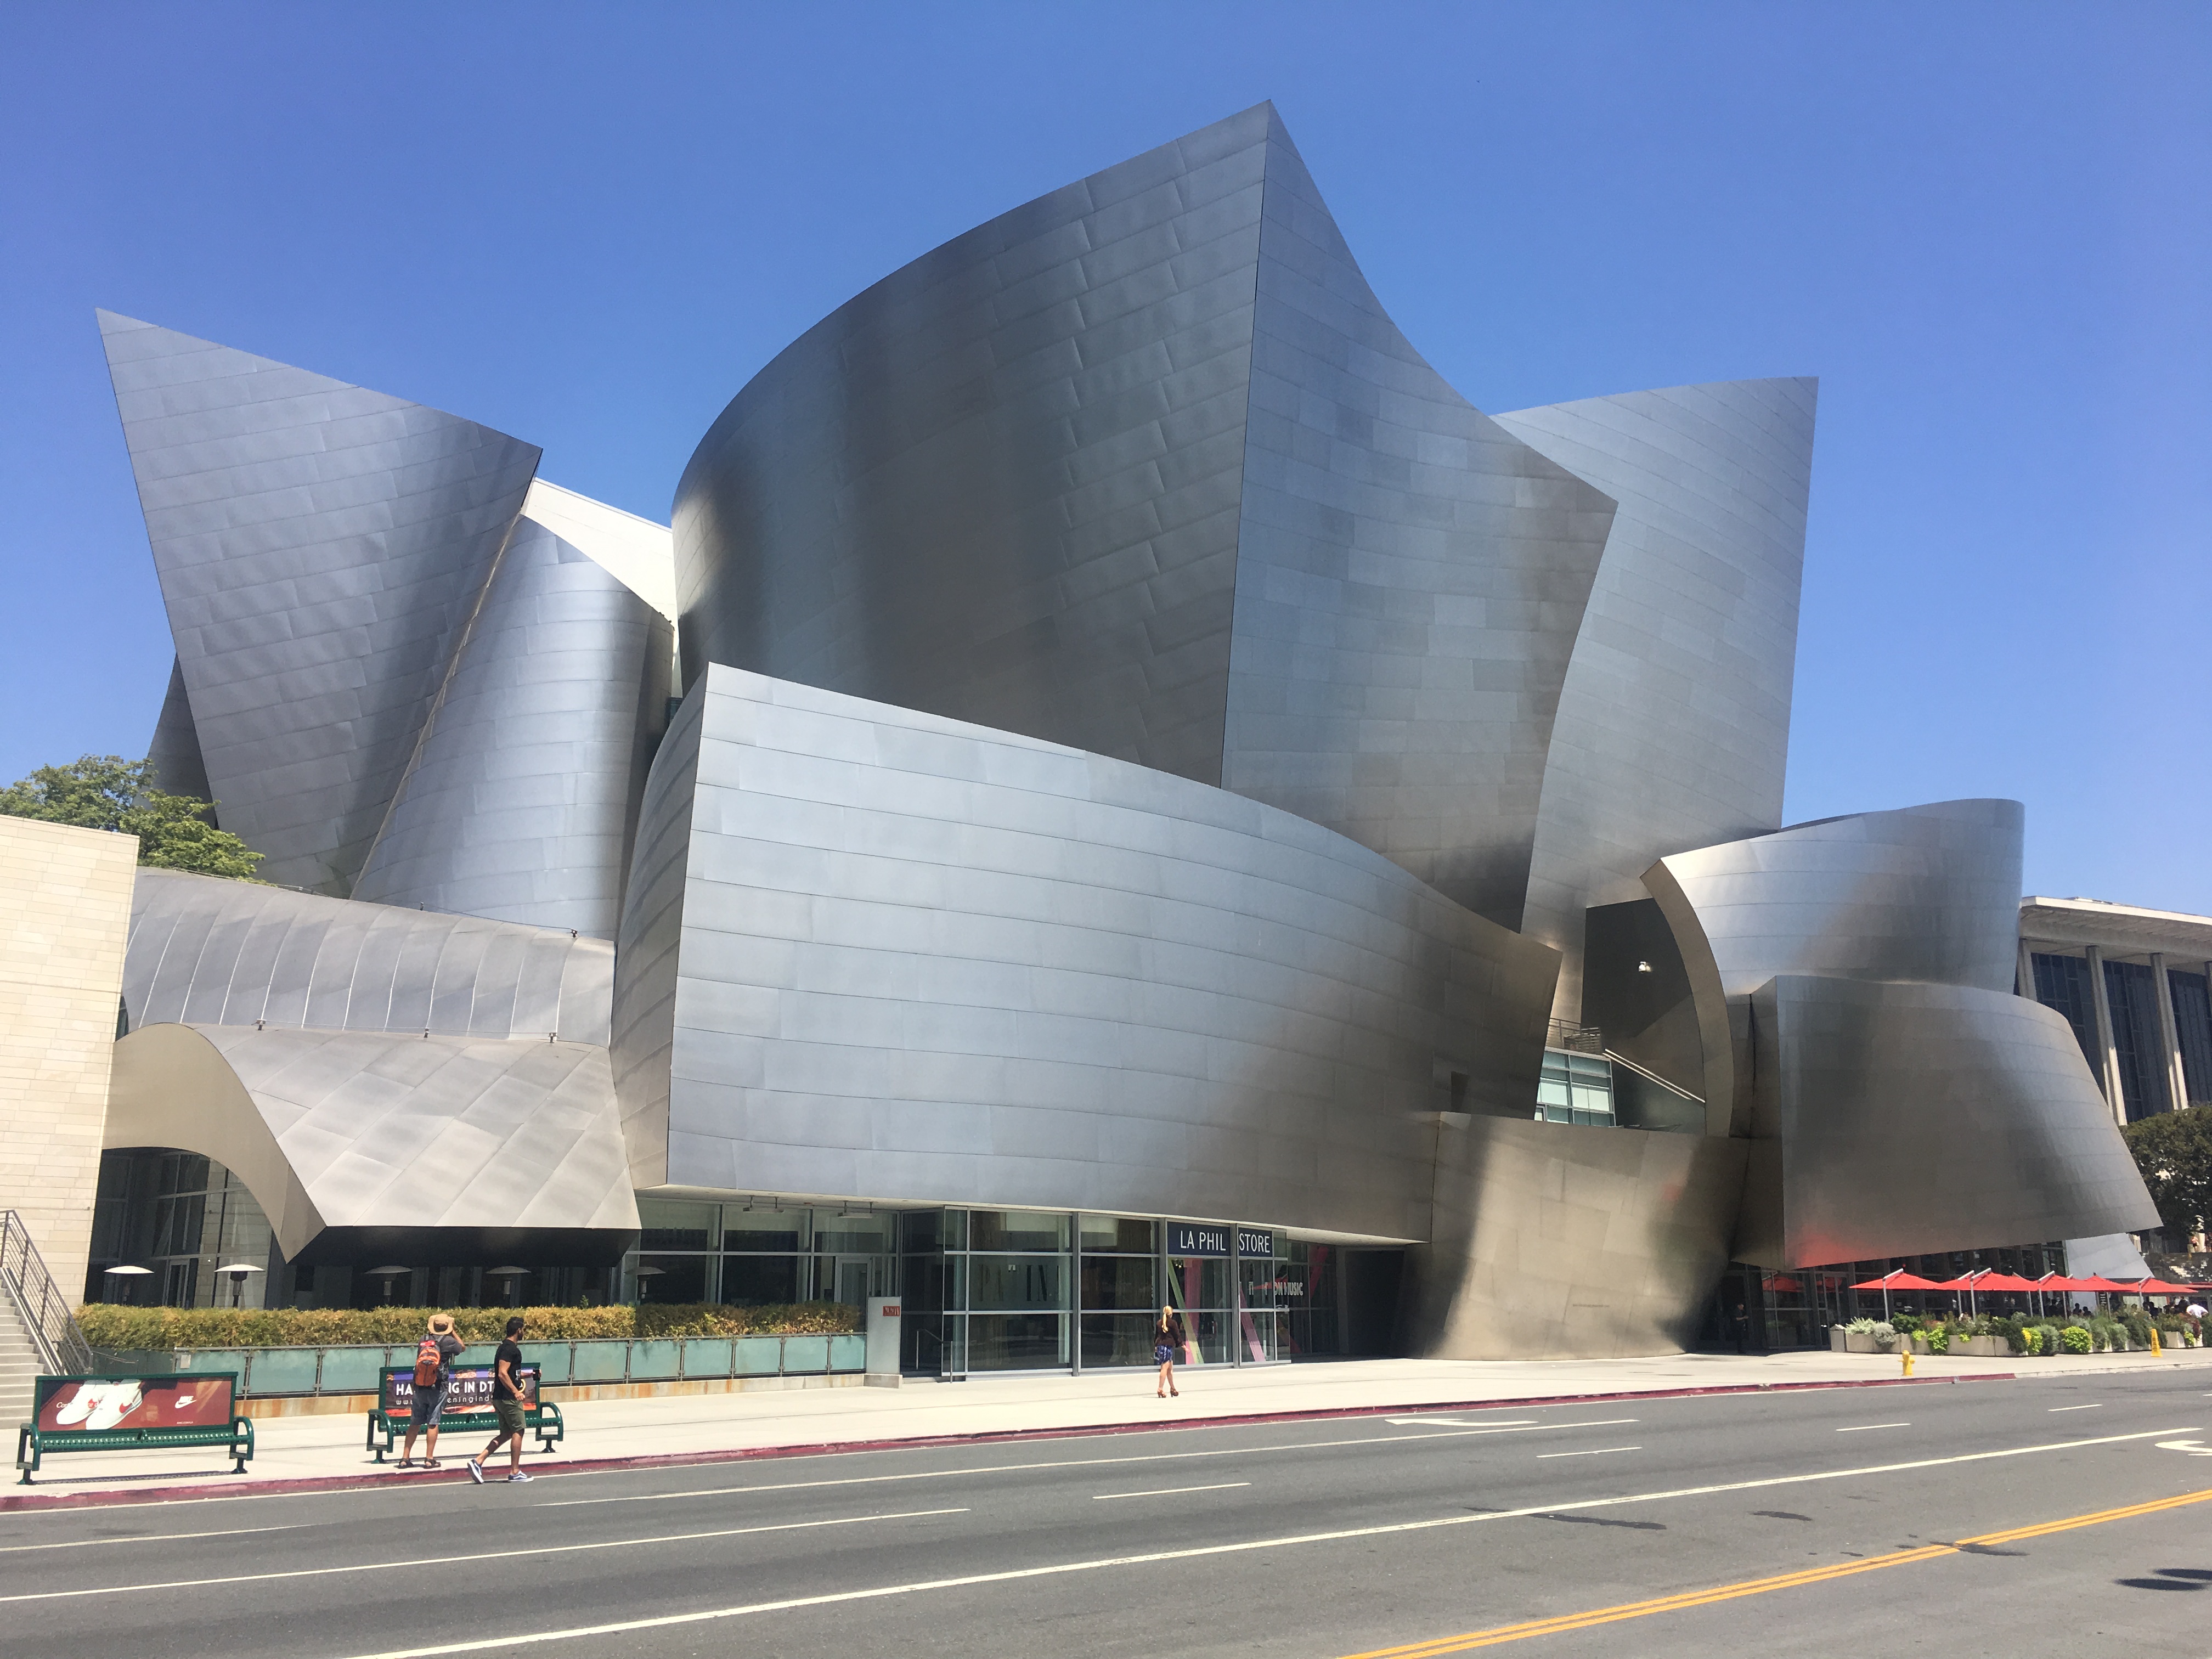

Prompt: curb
[{"left": 0, "top": 1369, "right": 2015, "bottom": 1513}]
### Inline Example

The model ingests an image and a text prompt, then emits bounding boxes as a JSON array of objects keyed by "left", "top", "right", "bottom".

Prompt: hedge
[{"left": 76, "top": 1301, "right": 861, "bottom": 1351}]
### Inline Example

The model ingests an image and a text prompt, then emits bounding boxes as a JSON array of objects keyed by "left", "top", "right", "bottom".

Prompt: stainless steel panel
[
  {"left": 1408, "top": 1115, "right": 1748, "bottom": 1358},
  {"left": 1744, "top": 975, "right": 2160, "bottom": 1267},
  {"left": 671, "top": 106, "right": 1615, "bottom": 927},
  {"left": 99, "top": 311, "right": 541, "bottom": 895},
  {"left": 610, "top": 664, "right": 1560, "bottom": 1240},
  {"left": 1493, "top": 380, "right": 1816, "bottom": 1011},
  {"left": 351, "top": 517, "right": 673, "bottom": 938},
  {"left": 106, "top": 1022, "right": 639, "bottom": 1259},
  {"left": 145, "top": 656, "right": 213, "bottom": 806},
  {"left": 123, "top": 867, "right": 613, "bottom": 1045}
]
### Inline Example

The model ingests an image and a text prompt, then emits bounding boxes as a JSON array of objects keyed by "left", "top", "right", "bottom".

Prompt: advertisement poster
[
  {"left": 381, "top": 1364, "right": 539, "bottom": 1417},
  {"left": 36, "top": 1375, "right": 234, "bottom": 1432}
]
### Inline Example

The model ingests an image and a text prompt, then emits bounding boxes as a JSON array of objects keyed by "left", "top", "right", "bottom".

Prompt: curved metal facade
[
  {"left": 1747, "top": 976, "right": 2160, "bottom": 1265},
  {"left": 611, "top": 665, "right": 1559, "bottom": 1237},
  {"left": 1652, "top": 798, "right": 2026, "bottom": 998},
  {"left": 107, "top": 1022, "right": 637, "bottom": 1260},
  {"left": 1493, "top": 380, "right": 1815, "bottom": 1008},
  {"left": 124, "top": 868, "right": 614, "bottom": 1045},
  {"left": 100, "top": 311, "right": 542, "bottom": 895},
  {"left": 351, "top": 516, "right": 673, "bottom": 938},
  {"left": 673, "top": 105, "right": 1615, "bottom": 927}
]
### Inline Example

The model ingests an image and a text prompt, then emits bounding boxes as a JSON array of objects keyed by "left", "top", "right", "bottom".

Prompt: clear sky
[{"left": 3, "top": 4, "right": 2205, "bottom": 909}]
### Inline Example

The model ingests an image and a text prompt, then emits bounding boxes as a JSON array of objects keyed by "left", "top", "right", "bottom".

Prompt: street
[{"left": 4, "top": 1368, "right": 2211, "bottom": 1657}]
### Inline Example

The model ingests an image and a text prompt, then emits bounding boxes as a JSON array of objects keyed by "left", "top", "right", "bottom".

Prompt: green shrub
[
  {"left": 2021, "top": 1325, "right": 2042, "bottom": 1355},
  {"left": 1891, "top": 1311, "right": 1924, "bottom": 1334},
  {"left": 2061, "top": 1324, "right": 2092, "bottom": 1355},
  {"left": 75, "top": 1301, "right": 860, "bottom": 1352},
  {"left": 1923, "top": 1325, "right": 1950, "bottom": 1355}
]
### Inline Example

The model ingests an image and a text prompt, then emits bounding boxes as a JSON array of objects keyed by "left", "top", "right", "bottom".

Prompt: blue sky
[{"left": 3, "top": 4, "right": 2205, "bottom": 908}]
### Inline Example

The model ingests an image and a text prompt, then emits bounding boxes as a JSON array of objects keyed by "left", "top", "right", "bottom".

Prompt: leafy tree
[
  {"left": 0, "top": 754, "right": 264, "bottom": 880},
  {"left": 2120, "top": 1104, "right": 2212, "bottom": 1246}
]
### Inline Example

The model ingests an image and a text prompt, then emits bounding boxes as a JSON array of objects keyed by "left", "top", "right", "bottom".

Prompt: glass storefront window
[
  {"left": 720, "top": 1255, "right": 800, "bottom": 1306},
  {"left": 723, "top": 1207, "right": 808, "bottom": 1251},
  {"left": 967, "top": 1312, "right": 1067, "bottom": 1369},
  {"left": 1080, "top": 1215, "right": 1159, "bottom": 1253},
  {"left": 814, "top": 1210, "right": 893, "bottom": 1254},
  {"left": 1081, "top": 1312, "right": 1160, "bottom": 1368},
  {"left": 1280, "top": 1240, "right": 1339, "bottom": 1357},
  {"left": 970, "top": 1210, "right": 1070, "bottom": 1251},
  {"left": 1166, "top": 1255, "right": 1230, "bottom": 1311},
  {"left": 636, "top": 1254, "right": 709, "bottom": 1302},
  {"left": 637, "top": 1199, "right": 720, "bottom": 1252},
  {"left": 968, "top": 1254, "right": 1069, "bottom": 1312},
  {"left": 1081, "top": 1254, "right": 1156, "bottom": 1312}
]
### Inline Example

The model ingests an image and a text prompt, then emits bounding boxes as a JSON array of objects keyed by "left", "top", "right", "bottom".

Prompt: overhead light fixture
[{"left": 1636, "top": 960, "right": 1654, "bottom": 974}]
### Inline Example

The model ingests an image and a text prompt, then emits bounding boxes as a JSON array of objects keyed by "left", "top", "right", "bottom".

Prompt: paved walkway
[{"left": 14, "top": 1345, "right": 2211, "bottom": 1503}]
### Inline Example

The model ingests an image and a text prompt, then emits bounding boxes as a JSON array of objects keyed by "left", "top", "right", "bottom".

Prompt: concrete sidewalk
[{"left": 14, "top": 1345, "right": 2211, "bottom": 1505}]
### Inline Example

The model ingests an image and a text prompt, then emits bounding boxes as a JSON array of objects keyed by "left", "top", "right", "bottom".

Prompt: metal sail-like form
[{"left": 100, "top": 311, "right": 541, "bottom": 895}]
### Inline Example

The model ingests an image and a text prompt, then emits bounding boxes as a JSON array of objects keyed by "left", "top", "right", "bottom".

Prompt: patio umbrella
[
  {"left": 1848, "top": 1270, "right": 1945, "bottom": 1321},
  {"left": 102, "top": 1263, "right": 151, "bottom": 1304}
]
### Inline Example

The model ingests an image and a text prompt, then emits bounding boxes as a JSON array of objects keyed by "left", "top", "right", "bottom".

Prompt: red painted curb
[{"left": 0, "top": 1369, "right": 2016, "bottom": 1513}]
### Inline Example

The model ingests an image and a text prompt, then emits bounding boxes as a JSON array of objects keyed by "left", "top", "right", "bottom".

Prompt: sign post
[{"left": 866, "top": 1295, "right": 902, "bottom": 1387}]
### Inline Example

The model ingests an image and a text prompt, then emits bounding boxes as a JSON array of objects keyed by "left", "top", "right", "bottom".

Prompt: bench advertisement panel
[
  {"left": 34, "top": 1375, "right": 235, "bottom": 1432},
  {"left": 380, "top": 1365, "right": 540, "bottom": 1416}
]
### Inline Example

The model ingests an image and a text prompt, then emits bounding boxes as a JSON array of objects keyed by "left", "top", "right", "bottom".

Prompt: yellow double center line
[{"left": 1342, "top": 1485, "right": 2212, "bottom": 1655}]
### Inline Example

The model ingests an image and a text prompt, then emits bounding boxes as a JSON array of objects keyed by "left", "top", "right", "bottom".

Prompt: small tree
[
  {"left": 2120, "top": 1104, "right": 2212, "bottom": 1248},
  {"left": 0, "top": 754, "right": 264, "bottom": 880}
]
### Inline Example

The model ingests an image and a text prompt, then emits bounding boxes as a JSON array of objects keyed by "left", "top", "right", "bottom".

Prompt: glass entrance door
[{"left": 837, "top": 1259, "right": 870, "bottom": 1310}]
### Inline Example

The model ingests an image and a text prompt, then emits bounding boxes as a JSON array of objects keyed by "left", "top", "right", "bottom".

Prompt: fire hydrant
[
  {"left": 2152, "top": 1325, "right": 2164, "bottom": 1357},
  {"left": 1901, "top": 1348, "right": 1914, "bottom": 1377}
]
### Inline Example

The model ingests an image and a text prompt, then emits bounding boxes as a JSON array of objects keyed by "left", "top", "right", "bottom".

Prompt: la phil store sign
[{"left": 1166, "top": 1224, "right": 1274, "bottom": 1259}]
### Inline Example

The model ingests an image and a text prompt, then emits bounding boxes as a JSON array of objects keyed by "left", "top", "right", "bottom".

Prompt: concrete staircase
[{"left": 0, "top": 1288, "right": 40, "bottom": 1425}]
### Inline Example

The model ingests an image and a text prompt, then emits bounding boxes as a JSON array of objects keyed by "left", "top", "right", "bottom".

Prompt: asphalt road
[{"left": 7, "top": 1369, "right": 2212, "bottom": 1658}]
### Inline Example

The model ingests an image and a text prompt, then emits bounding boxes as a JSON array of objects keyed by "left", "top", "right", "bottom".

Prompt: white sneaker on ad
[
  {"left": 86, "top": 1383, "right": 143, "bottom": 1431},
  {"left": 54, "top": 1383, "right": 106, "bottom": 1426}
]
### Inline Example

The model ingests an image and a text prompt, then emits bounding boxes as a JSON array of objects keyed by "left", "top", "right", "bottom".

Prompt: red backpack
[{"left": 413, "top": 1335, "right": 442, "bottom": 1388}]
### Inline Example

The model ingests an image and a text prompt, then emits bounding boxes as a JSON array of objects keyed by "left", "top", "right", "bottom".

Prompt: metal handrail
[{"left": 0, "top": 1212, "right": 93, "bottom": 1375}]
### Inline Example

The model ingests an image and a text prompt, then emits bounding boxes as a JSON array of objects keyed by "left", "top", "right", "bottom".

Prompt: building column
[
  {"left": 2086, "top": 944, "right": 2124, "bottom": 1125},
  {"left": 2152, "top": 953, "right": 2187, "bottom": 1116},
  {"left": 2017, "top": 937, "right": 2040, "bottom": 1001}
]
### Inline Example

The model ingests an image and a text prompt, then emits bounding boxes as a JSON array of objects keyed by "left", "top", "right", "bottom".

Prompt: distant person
[
  {"left": 1731, "top": 1300, "right": 1751, "bottom": 1355},
  {"left": 467, "top": 1316, "right": 532, "bottom": 1484},
  {"left": 398, "top": 1312, "right": 464, "bottom": 1469},
  {"left": 1155, "top": 1304, "right": 1186, "bottom": 1398}
]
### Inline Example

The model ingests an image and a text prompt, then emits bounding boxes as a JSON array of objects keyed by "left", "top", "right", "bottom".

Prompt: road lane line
[
  {"left": 1336, "top": 1485, "right": 2212, "bottom": 1655},
  {"left": 534, "top": 1421, "right": 1643, "bottom": 1508},
  {"left": 0, "top": 1523, "right": 298, "bottom": 1554},
  {"left": 0, "top": 1507, "right": 968, "bottom": 1605},
  {"left": 1383, "top": 1419, "right": 1541, "bottom": 1428},
  {"left": 1095, "top": 1482, "right": 1250, "bottom": 1500},
  {"left": 1536, "top": 1448, "right": 1639, "bottom": 1459},
  {"left": 323, "top": 1426, "right": 2199, "bottom": 1659},
  {"left": 1834, "top": 1424, "right": 1910, "bottom": 1432},
  {"left": 2048, "top": 1404, "right": 2102, "bottom": 1412}
]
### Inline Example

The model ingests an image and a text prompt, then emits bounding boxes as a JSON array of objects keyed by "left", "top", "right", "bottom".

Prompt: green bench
[
  {"left": 367, "top": 1364, "right": 562, "bottom": 1464},
  {"left": 17, "top": 1373, "right": 253, "bottom": 1483}
]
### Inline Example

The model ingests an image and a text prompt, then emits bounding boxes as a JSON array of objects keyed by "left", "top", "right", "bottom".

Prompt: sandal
[
  {"left": 394, "top": 1459, "right": 415, "bottom": 1469},
  {"left": 420, "top": 1459, "right": 442, "bottom": 1470}
]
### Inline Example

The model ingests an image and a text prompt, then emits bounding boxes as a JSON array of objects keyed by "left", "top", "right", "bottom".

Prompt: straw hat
[{"left": 427, "top": 1313, "right": 455, "bottom": 1334}]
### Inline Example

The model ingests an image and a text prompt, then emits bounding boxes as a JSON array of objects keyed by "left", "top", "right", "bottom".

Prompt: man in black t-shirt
[{"left": 467, "top": 1316, "right": 532, "bottom": 1484}]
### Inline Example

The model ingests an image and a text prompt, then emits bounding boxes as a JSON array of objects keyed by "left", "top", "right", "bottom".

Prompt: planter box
[
  {"left": 1837, "top": 1331, "right": 1887, "bottom": 1353},
  {"left": 1952, "top": 1336, "right": 2009, "bottom": 1357}
]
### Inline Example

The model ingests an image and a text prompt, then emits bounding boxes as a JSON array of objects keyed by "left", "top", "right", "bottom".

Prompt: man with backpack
[{"left": 397, "top": 1313, "right": 464, "bottom": 1470}]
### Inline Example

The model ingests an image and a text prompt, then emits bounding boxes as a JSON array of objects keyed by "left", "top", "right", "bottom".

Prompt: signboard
[
  {"left": 35, "top": 1374, "right": 234, "bottom": 1432},
  {"left": 1167, "top": 1224, "right": 1274, "bottom": 1259},
  {"left": 1167, "top": 1223, "right": 1231, "bottom": 1258},
  {"left": 380, "top": 1364, "right": 539, "bottom": 1417}
]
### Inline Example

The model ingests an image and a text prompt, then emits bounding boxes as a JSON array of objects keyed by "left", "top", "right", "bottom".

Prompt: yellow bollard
[
  {"left": 2153, "top": 1325, "right": 2164, "bottom": 1357},
  {"left": 1902, "top": 1348, "right": 1914, "bottom": 1377}
]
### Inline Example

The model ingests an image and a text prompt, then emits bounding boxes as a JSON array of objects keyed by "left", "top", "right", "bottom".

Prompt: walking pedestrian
[
  {"left": 467, "top": 1316, "right": 532, "bottom": 1484},
  {"left": 397, "top": 1312, "right": 464, "bottom": 1469},
  {"left": 1154, "top": 1303, "right": 1186, "bottom": 1398}
]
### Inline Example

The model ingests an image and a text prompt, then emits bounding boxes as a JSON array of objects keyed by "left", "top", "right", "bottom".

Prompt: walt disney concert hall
[{"left": 78, "top": 104, "right": 2155, "bottom": 1369}]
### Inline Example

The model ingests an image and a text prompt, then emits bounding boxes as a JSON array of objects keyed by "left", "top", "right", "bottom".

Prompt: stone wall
[{"left": 0, "top": 817, "right": 138, "bottom": 1300}]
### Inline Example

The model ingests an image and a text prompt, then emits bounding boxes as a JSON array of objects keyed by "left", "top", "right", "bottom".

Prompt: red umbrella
[
  {"left": 1973, "top": 1273, "right": 2041, "bottom": 1291},
  {"left": 1849, "top": 1269, "right": 1945, "bottom": 1319}
]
